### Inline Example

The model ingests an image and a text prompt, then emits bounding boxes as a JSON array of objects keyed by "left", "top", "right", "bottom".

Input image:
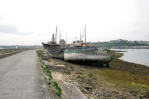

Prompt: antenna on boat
[
  {"left": 52, "top": 34, "right": 55, "bottom": 43},
  {"left": 85, "top": 24, "right": 86, "bottom": 43},
  {"left": 59, "top": 29, "right": 61, "bottom": 40}
]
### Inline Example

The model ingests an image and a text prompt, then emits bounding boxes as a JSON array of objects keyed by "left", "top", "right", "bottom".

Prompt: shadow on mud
[{"left": 67, "top": 60, "right": 110, "bottom": 68}]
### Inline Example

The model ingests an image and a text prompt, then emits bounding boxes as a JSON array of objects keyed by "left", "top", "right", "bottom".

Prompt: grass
[
  {"left": 37, "top": 50, "right": 42, "bottom": 62},
  {"left": 53, "top": 81, "right": 62, "bottom": 97},
  {"left": 36, "top": 50, "right": 62, "bottom": 97},
  {"left": 96, "top": 51, "right": 149, "bottom": 89},
  {"left": 37, "top": 50, "right": 42, "bottom": 57},
  {"left": 97, "top": 69, "right": 149, "bottom": 89},
  {"left": 43, "top": 65, "right": 53, "bottom": 80},
  {"left": 104, "top": 51, "right": 149, "bottom": 89}
]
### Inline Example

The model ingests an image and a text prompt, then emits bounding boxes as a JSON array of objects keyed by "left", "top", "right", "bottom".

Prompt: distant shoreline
[
  {"left": 0, "top": 48, "right": 32, "bottom": 59},
  {"left": 113, "top": 49, "right": 149, "bottom": 67},
  {"left": 110, "top": 51, "right": 149, "bottom": 76}
]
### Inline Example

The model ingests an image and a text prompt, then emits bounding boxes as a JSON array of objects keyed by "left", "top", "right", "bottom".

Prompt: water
[{"left": 114, "top": 49, "right": 149, "bottom": 67}]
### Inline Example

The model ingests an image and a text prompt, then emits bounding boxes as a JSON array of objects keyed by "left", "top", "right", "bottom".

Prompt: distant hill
[{"left": 91, "top": 39, "right": 149, "bottom": 49}]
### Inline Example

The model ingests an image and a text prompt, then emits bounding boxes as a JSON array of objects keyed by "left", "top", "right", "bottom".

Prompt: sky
[{"left": 0, "top": 0, "right": 149, "bottom": 45}]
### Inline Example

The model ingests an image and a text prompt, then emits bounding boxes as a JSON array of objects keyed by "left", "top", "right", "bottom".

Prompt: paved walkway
[{"left": 0, "top": 50, "right": 50, "bottom": 99}]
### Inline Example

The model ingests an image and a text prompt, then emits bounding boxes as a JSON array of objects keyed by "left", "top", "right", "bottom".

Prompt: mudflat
[{"left": 40, "top": 50, "right": 149, "bottom": 99}]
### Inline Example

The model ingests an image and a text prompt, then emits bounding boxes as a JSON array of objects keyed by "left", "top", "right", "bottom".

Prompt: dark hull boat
[
  {"left": 42, "top": 26, "right": 66, "bottom": 59},
  {"left": 42, "top": 43, "right": 65, "bottom": 59}
]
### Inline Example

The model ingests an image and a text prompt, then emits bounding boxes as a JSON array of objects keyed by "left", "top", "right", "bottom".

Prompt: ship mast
[
  {"left": 55, "top": 26, "right": 58, "bottom": 43},
  {"left": 85, "top": 24, "right": 86, "bottom": 43},
  {"left": 80, "top": 30, "right": 82, "bottom": 41},
  {"left": 52, "top": 34, "right": 55, "bottom": 44}
]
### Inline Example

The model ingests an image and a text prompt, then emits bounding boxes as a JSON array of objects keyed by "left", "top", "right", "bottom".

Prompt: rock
[
  {"left": 51, "top": 71, "right": 63, "bottom": 81},
  {"left": 49, "top": 62, "right": 54, "bottom": 66},
  {"left": 55, "top": 64, "right": 66, "bottom": 67},
  {"left": 84, "top": 86, "right": 92, "bottom": 90},
  {"left": 60, "top": 81, "right": 88, "bottom": 99}
]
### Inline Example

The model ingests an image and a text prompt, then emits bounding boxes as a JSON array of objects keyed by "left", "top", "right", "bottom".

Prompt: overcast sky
[{"left": 0, "top": 0, "right": 149, "bottom": 45}]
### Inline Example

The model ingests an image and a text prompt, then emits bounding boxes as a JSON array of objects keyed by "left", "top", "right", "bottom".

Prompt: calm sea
[{"left": 111, "top": 49, "right": 149, "bottom": 67}]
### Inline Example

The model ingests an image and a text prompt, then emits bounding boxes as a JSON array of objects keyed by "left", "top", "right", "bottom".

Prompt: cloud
[
  {"left": 0, "top": 24, "right": 18, "bottom": 33},
  {"left": 0, "top": 24, "right": 33, "bottom": 35},
  {"left": 0, "top": 16, "right": 3, "bottom": 20}
]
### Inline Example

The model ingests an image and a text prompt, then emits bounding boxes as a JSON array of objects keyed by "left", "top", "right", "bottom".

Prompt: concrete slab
[{"left": 0, "top": 50, "right": 50, "bottom": 99}]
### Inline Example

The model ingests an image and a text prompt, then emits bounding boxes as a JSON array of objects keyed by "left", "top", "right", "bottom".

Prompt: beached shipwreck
[{"left": 42, "top": 26, "right": 113, "bottom": 67}]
